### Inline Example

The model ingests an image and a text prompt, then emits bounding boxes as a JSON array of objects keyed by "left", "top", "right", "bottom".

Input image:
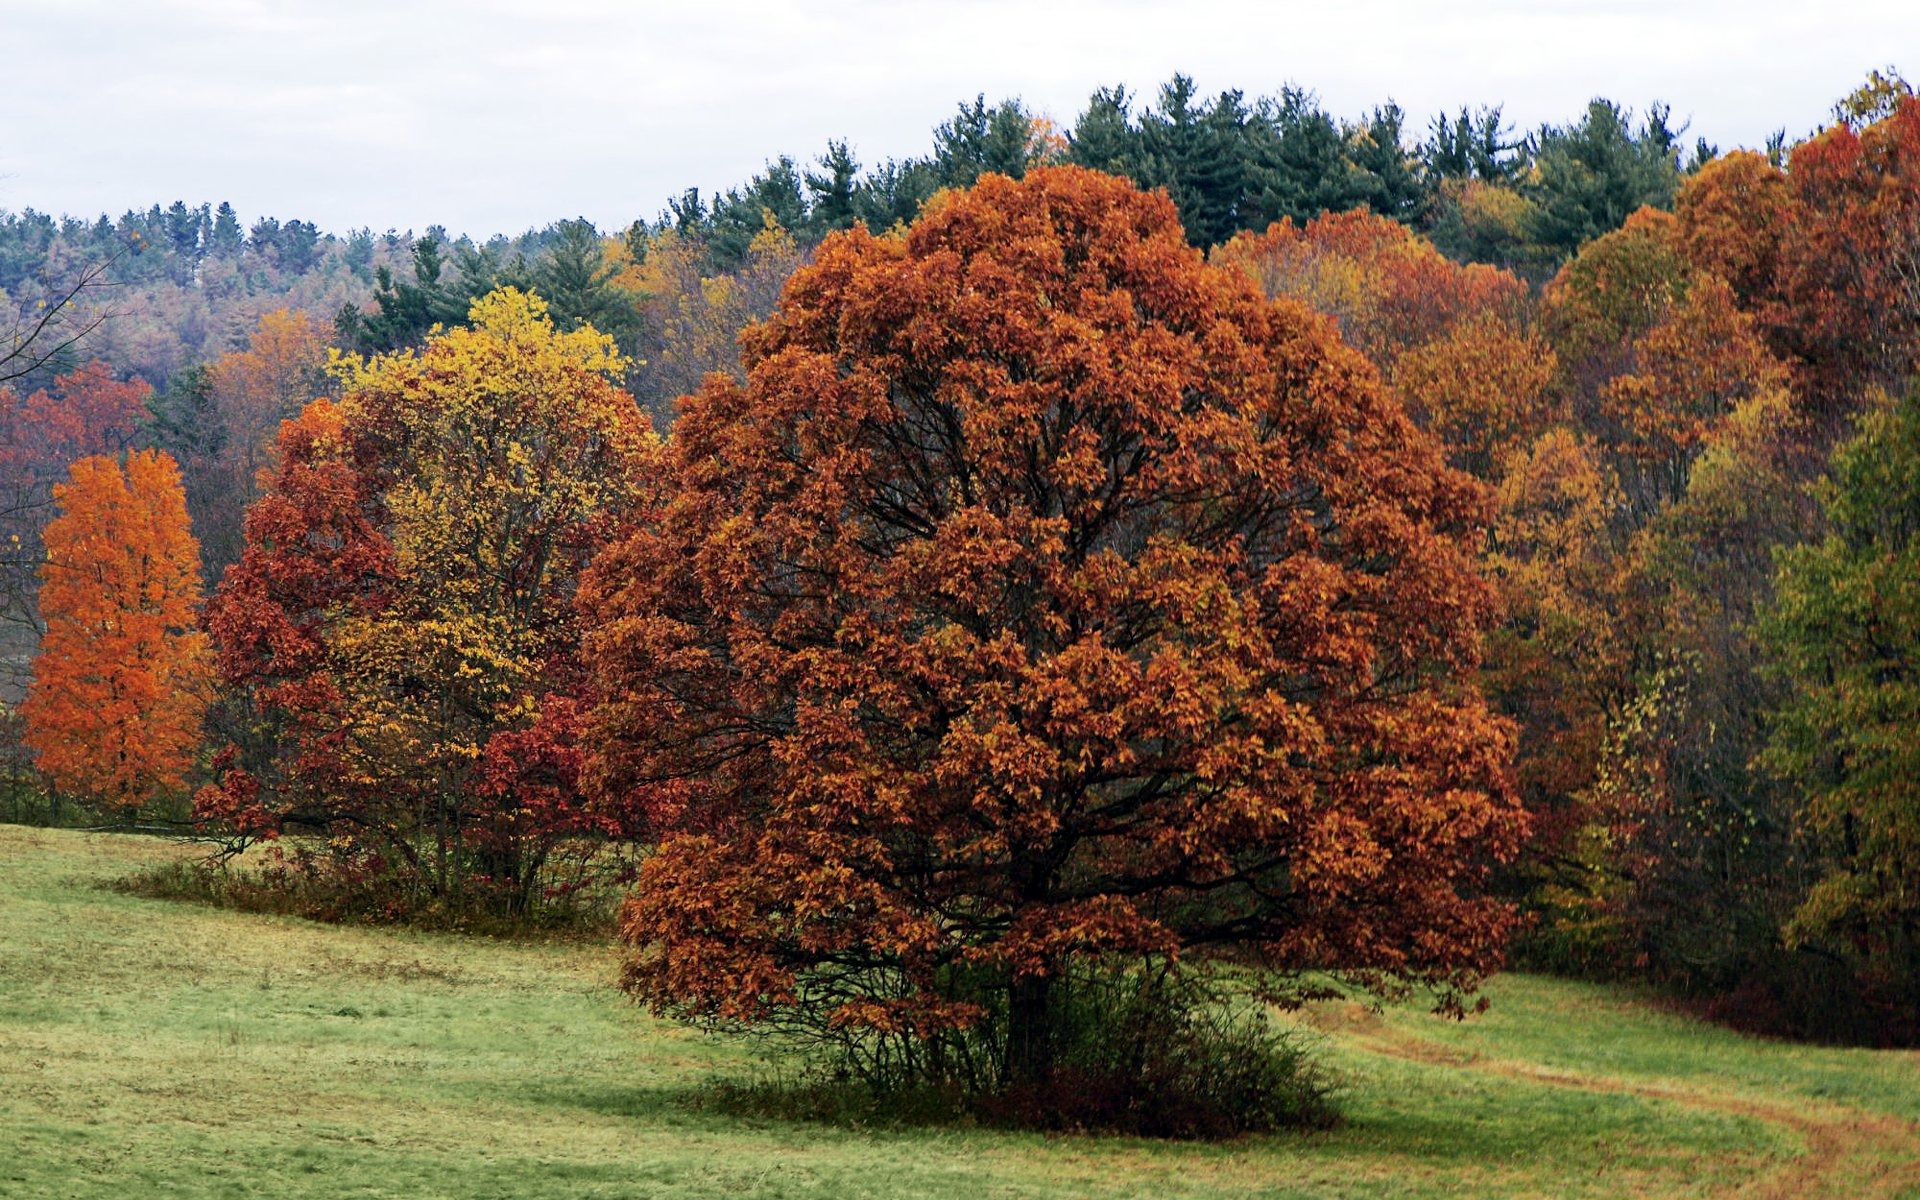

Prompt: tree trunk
[{"left": 1005, "top": 972, "right": 1054, "bottom": 1089}]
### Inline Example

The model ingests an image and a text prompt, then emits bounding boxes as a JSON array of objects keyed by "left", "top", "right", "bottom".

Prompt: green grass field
[{"left": 3, "top": 824, "right": 1916, "bottom": 1199}]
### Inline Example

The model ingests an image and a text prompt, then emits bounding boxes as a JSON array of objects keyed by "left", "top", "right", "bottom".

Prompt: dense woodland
[{"left": 4, "top": 68, "right": 1919, "bottom": 1130}]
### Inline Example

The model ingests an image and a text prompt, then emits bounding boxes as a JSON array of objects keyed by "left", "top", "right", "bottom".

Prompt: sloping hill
[{"left": 2, "top": 824, "right": 1915, "bottom": 1199}]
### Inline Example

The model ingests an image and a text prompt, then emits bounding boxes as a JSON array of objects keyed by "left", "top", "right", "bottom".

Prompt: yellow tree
[
  {"left": 22, "top": 450, "right": 210, "bottom": 811},
  {"left": 200, "top": 289, "right": 657, "bottom": 913},
  {"left": 625, "top": 223, "right": 806, "bottom": 418}
]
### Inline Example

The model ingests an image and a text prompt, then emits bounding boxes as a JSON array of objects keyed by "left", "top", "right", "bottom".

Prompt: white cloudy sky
[{"left": 0, "top": 0, "right": 1911, "bottom": 239}]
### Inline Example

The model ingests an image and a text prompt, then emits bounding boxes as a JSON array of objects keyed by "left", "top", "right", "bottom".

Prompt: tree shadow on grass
[{"left": 511, "top": 1079, "right": 713, "bottom": 1123}]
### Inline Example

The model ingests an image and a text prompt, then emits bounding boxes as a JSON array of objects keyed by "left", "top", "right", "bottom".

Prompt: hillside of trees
[{"left": 4, "top": 67, "right": 1918, "bottom": 1133}]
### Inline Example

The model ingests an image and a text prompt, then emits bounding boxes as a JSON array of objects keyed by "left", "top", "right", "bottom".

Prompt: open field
[{"left": 2, "top": 823, "right": 1917, "bottom": 1199}]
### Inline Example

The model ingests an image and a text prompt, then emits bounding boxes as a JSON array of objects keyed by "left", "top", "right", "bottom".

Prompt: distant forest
[
  {"left": 3, "top": 76, "right": 1703, "bottom": 388},
  {"left": 6, "top": 67, "right": 1920, "bottom": 1057},
  {"left": 1, "top": 75, "right": 1709, "bottom": 588}
]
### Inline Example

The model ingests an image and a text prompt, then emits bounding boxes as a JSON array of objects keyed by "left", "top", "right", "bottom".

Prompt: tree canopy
[
  {"left": 582, "top": 166, "right": 1525, "bottom": 1090},
  {"left": 22, "top": 450, "right": 209, "bottom": 808}
]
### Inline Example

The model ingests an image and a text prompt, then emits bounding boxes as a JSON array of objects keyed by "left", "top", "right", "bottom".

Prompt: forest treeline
[
  {"left": 0, "top": 74, "right": 1713, "bottom": 593},
  {"left": 4, "top": 73, "right": 1701, "bottom": 387},
  {"left": 3, "top": 69, "right": 1918, "bottom": 1126}
]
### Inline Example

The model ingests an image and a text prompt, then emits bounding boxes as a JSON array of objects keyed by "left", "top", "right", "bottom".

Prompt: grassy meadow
[{"left": 2, "top": 823, "right": 1916, "bottom": 1199}]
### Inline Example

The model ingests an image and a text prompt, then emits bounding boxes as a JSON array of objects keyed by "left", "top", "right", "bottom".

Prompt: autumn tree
[
  {"left": 0, "top": 361, "right": 152, "bottom": 649},
  {"left": 1673, "top": 88, "right": 1920, "bottom": 429},
  {"left": 1673, "top": 150, "right": 1793, "bottom": 311},
  {"left": 198, "top": 289, "right": 656, "bottom": 915},
  {"left": 199, "top": 309, "right": 331, "bottom": 576},
  {"left": 1214, "top": 209, "right": 1555, "bottom": 478},
  {"left": 1215, "top": 215, "right": 1603, "bottom": 879},
  {"left": 1544, "top": 207, "right": 1787, "bottom": 520},
  {"left": 622, "top": 223, "right": 807, "bottom": 422},
  {"left": 1561, "top": 385, "right": 1823, "bottom": 1002},
  {"left": 1501, "top": 205, "right": 1807, "bottom": 975},
  {"left": 21, "top": 450, "right": 210, "bottom": 812},
  {"left": 584, "top": 168, "right": 1524, "bottom": 1100}
]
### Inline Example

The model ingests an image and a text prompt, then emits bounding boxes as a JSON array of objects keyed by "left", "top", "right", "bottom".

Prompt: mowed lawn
[{"left": 3, "top": 825, "right": 1917, "bottom": 1199}]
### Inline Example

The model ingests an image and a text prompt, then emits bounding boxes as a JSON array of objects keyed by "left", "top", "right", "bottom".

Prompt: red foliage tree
[
  {"left": 1675, "top": 96, "right": 1920, "bottom": 426},
  {"left": 1544, "top": 207, "right": 1787, "bottom": 518},
  {"left": 584, "top": 168, "right": 1524, "bottom": 1086},
  {"left": 1771, "top": 94, "right": 1920, "bottom": 419}
]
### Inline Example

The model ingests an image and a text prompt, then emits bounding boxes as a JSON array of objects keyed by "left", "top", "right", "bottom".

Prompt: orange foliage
[
  {"left": 0, "top": 360, "right": 156, "bottom": 642},
  {"left": 1771, "top": 95, "right": 1920, "bottom": 417},
  {"left": 1216, "top": 210, "right": 1530, "bottom": 368},
  {"left": 1545, "top": 209, "right": 1787, "bottom": 517},
  {"left": 207, "top": 308, "right": 330, "bottom": 493},
  {"left": 585, "top": 168, "right": 1525, "bottom": 1060},
  {"left": 1544, "top": 208, "right": 1692, "bottom": 371},
  {"left": 21, "top": 451, "right": 210, "bottom": 808},
  {"left": 1675, "top": 98, "right": 1920, "bottom": 424},
  {"left": 1216, "top": 210, "right": 1554, "bottom": 475},
  {"left": 1392, "top": 314, "right": 1558, "bottom": 476},
  {"left": 1674, "top": 150, "right": 1792, "bottom": 306},
  {"left": 1598, "top": 275, "right": 1788, "bottom": 509}
]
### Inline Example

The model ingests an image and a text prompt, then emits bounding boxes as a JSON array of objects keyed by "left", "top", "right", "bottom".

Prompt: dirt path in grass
[{"left": 1310, "top": 1003, "right": 1920, "bottom": 1199}]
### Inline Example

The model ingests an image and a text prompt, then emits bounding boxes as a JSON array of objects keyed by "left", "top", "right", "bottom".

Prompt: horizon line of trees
[
  {"left": 2, "top": 70, "right": 1750, "bottom": 401},
  {"left": 1, "top": 70, "right": 1916, "bottom": 1092}
]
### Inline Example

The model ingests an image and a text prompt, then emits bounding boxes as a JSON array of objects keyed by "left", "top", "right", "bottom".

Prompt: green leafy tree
[
  {"left": 1425, "top": 106, "right": 1523, "bottom": 185},
  {"left": 929, "top": 94, "right": 1041, "bottom": 187},
  {"left": 1246, "top": 87, "right": 1361, "bottom": 227},
  {"left": 850, "top": 157, "right": 941, "bottom": 230},
  {"left": 1137, "top": 75, "right": 1252, "bottom": 247},
  {"left": 208, "top": 202, "right": 244, "bottom": 258},
  {"left": 706, "top": 157, "right": 810, "bottom": 268},
  {"left": 1067, "top": 85, "right": 1143, "bottom": 179},
  {"left": 1759, "top": 384, "right": 1920, "bottom": 1040},
  {"left": 337, "top": 234, "right": 472, "bottom": 352},
  {"left": 1347, "top": 103, "right": 1423, "bottom": 222}
]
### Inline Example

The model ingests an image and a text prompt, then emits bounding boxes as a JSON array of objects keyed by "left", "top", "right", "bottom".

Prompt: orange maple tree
[
  {"left": 1543, "top": 207, "right": 1787, "bottom": 518},
  {"left": 21, "top": 450, "right": 210, "bottom": 809},
  {"left": 200, "top": 308, "right": 331, "bottom": 571},
  {"left": 583, "top": 167, "right": 1525, "bottom": 1088},
  {"left": 1214, "top": 210, "right": 1556, "bottom": 477}
]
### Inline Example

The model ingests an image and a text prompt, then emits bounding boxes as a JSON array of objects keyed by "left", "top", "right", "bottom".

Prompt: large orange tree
[
  {"left": 22, "top": 450, "right": 209, "bottom": 811},
  {"left": 583, "top": 167, "right": 1524, "bottom": 1089}
]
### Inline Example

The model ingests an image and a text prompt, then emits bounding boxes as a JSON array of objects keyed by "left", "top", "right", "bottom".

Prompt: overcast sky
[{"left": 0, "top": 0, "right": 1911, "bottom": 239}]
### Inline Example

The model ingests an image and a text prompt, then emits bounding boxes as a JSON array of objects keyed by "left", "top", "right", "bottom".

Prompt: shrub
[{"left": 704, "top": 960, "right": 1338, "bottom": 1140}]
